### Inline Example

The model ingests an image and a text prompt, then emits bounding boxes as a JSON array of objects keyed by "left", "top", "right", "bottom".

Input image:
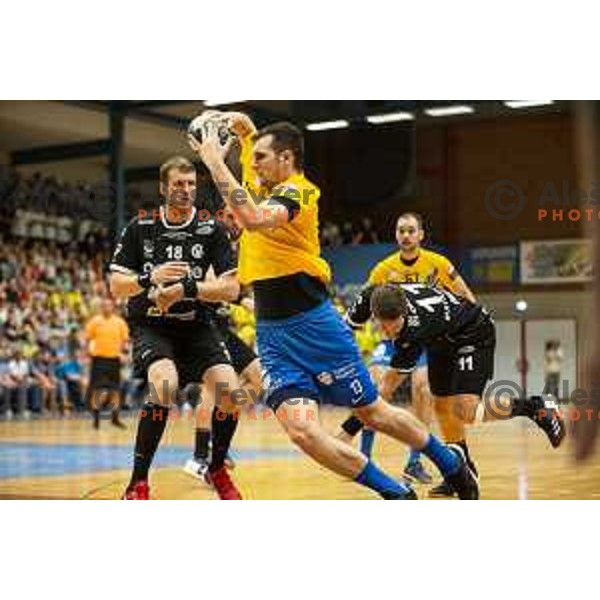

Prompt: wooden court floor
[{"left": 1, "top": 407, "right": 599, "bottom": 500}]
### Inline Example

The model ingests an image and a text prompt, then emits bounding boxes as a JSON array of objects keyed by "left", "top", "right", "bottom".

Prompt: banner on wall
[
  {"left": 463, "top": 246, "right": 519, "bottom": 285},
  {"left": 520, "top": 239, "right": 593, "bottom": 284}
]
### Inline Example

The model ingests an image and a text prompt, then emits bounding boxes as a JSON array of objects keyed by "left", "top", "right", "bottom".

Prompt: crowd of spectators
[{"left": 320, "top": 217, "right": 382, "bottom": 247}]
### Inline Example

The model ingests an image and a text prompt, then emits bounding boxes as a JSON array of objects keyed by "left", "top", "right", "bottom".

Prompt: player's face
[
  {"left": 396, "top": 216, "right": 424, "bottom": 253},
  {"left": 163, "top": 168, "right": 197, "bottom": 209},
  {"left": 251, "top": 135, "right": 288, "bottom": 187},
  {"left": 376, "top": 316, "right": 404, "bottom": 338}
]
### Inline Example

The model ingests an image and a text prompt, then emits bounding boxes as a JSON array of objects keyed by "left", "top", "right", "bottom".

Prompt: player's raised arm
[
  {"left": 225, "top": 111, "right": 258, "bottom": 139},
  {"left": 189, "top": 132, "right": 292, "bottom": 231}
]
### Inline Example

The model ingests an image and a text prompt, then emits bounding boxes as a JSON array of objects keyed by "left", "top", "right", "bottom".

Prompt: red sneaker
[
  {"left": 123, "top": 481, "right": 150, "bottom": 500},
  {"left": 208, "top": 466, "right": 243, "bottom": 500}
]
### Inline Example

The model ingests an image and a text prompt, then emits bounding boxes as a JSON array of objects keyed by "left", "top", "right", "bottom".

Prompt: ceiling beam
[{"left": 11, "top": 138, "right": 112, "bottom": 165}]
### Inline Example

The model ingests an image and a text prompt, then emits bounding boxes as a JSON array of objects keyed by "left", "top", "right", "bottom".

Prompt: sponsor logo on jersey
[
  {"left": 191, "top": 243, "right": 204, "bottom": 259},
  {"left": 143, "top": 240, "right": 154, "bottom": 258},
  {"left": 161, "top": 231, "right": 193, "bottom": 240},
  {"left": 407, "top": 315, "right": 420, "bottom": 328},
  {"left": 195, "top": 224, "right": 215, "bottom": 235}
]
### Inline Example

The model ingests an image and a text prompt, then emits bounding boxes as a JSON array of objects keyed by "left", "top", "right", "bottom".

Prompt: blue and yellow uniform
[
  {"left": 367, "top": 248, "right": 463, "bottom": 369},
  {"left": 238, "top": 135, "right": 378, "bottom": 410}
]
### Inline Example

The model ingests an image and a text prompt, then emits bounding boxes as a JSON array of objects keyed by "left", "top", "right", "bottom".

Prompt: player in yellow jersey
[
  {"left": 187, "top": 113, "right": 479, "bottom": 499},
  {"left": 338, "top": 212, "right": 477, "bottom": 494}
]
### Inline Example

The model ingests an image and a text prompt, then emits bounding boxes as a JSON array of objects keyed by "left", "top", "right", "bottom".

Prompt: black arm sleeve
[
  {"left": 110, "top": 220, "right": 141, "bottom": 274},
  {"left": 346, "top": 284, "right": 377, "bottom": 327},
  {"left": 268, "top": 195, "right": 301, "bottom": 222},
  {"left": 208, "top": 222, "right": 236, "bottom": 276},
  {"left": 390, "top": 343, "right": 423, "bottom": 373}
]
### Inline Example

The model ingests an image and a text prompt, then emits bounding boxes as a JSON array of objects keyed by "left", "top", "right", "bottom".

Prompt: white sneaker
[
  {"left": 5, "top": 410, "right": 13, "bottom": 421},
  {"left": 182, "top": 458, "right": 211, "bottom": 486}
]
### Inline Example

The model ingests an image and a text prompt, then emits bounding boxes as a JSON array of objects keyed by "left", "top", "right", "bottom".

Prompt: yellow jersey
[
  {"left": 237, "top": 134, "right": 331, "bottom": 286},
  {"left": 368, "top": 247, "right": 461, "bottom": 292},
  {"left": 85, "top": 315, "right": 129, "bottom": 359}
]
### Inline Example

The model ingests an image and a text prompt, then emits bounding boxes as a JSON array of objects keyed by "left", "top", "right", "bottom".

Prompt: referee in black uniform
[{"left": 109, "top": 156, "right": 244, "bottom": 500}]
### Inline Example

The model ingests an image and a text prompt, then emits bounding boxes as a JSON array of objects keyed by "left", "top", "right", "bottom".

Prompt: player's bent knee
[
  {"left": 285, "top": 419, "right": 321, "bottom": 448},
  {"left": 354, "top": 399, "right": 388, "bottom": 430},
  {"left": 147, "top": 359, "right": 178, "bottom": 405}
]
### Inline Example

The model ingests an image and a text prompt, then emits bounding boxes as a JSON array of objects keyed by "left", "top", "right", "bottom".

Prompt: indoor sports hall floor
[{"left": 1, "top": 407, "right": 598, "bottom": 499}]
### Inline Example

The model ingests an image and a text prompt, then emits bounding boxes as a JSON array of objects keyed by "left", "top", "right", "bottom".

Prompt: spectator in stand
[{"left": 7, "top": 345, "right": 32, "bottom": 419}]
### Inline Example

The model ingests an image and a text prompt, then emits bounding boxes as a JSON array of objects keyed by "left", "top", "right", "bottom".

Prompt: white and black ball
[{"left": 188, "top": 111, "right": 232, "bottom": 148}]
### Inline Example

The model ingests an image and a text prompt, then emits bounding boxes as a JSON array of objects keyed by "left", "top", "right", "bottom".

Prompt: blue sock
[
  {"left": 420, "top": 434, "right": 460, "bottom": 477},
  {"left": 407, "top": 449, "right": 421, "bottom": 466},
  {"left": 360, "top": 429, "right": 376, "bottom": 457},
  {"left": 355, "top": 460, "right": 412, "bottom": 498}
]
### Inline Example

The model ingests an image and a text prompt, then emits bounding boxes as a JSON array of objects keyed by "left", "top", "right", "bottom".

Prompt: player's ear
[
  {"left": 418, "top": 229, "right": 424, "bottom": 242},
  {"left": 280, "top": 150, "right": 292, "bottom": 164}
]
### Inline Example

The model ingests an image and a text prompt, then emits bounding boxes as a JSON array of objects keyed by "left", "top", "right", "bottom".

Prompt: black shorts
[
  {"left": 221, "top": 328, "right": 257, "bottom": 375},
  {"left": 89, "top": 357, "right": 121, "bottom": 391},
  {"left": 131, "top": 322, "right": 231, "bottom": 389},
  {"left": 427, "top": 318, "right": 496, "bottom": 397}
]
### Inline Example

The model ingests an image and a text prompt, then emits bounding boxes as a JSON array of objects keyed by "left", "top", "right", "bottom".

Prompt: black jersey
[
  {"left": 347, "top": 283, "right": 490, "bottom": 373},
  {"left": 110, "top": 206, "right": 234, "bottom": 326}
]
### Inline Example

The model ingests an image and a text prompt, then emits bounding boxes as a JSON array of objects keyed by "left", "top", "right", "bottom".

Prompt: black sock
[
  {"left": 194, "top": 428, "right": 211, "bottom": 461},
  {"left": 341, "top": 415, "right": 364, "bottom": 437},
  {"left": 210, "top": 408, "right": 239, "bottom": 471},
  {"left": 130, "top": 403, "right": 170, "bottom": 486},
  {"left": 455, "top": 439, "right": 478, "bottom": 477},
  {"left": 510, "top": 396, "right": 538, "bottom": 419}
]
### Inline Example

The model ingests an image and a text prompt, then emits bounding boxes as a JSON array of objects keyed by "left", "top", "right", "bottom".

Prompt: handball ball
[{"left": 188, "top": 111, "right": 232, "bottom": 148}]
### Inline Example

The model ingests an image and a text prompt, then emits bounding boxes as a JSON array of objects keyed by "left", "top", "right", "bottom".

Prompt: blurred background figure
[
  {"left": 83, "top": 297, "right": 129, "bottom": 429},
  {"left": 543, "top": 340, "right": 563, "bottom": 399}
]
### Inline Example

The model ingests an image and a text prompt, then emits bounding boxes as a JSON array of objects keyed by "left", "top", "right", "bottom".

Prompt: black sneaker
[
  {"left": 444, "top": 444, "right": 480, "bottom": 500},
  {"left": 111, "top": 418, "right": 127, "bottom": 430},
  {"left": 529, "top": 396, "right": 566, "bottom": 448},
  {"left": 382, "top": 487, "right": 418, "bottom": 500},
  {"left": 428, "top": 480, "right": 455, "bottom": 498}
]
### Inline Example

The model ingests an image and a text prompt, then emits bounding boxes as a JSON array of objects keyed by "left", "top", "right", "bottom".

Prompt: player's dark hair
[
  {"left": 370, "top": 285, "right": 408, "bottom": 320},
  {"left": 254, "top": 122, "right": 304, "bottom": 170},
  {"left": 397, "top": 212, "right": 424, "bottom": 230},
  {"left": 160, "top": 156, "right": 196, "bottom": 184}
]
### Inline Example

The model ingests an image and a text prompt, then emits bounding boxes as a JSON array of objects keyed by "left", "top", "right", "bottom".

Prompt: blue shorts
[
  {"left": 369, "top": 341, "right": 428, "bottom": 369},
  {"left": 256, "top": 301, "right": 379, "bottom": 411}
]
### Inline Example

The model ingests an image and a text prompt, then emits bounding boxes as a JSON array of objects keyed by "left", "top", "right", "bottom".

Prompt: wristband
[
  {"left": 181, "top": 274, "right": 198, "bottom": 298},
  {"left": 137, "top": 272, "right": 152, "bottom": 289}
]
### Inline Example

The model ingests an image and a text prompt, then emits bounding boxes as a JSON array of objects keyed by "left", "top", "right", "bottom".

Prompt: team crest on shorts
[
  {"left": 317, "top": 371, "right": 334, "bottom": 386},
  {"left": 458, "top": 345, "right": 475, "bottom": 354}
]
